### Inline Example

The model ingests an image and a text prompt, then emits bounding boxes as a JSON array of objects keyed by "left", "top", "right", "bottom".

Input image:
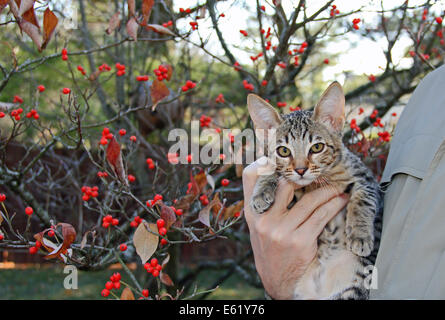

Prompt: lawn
[{"left": 0, "top": 265, "right": 264, "bottom": 300}]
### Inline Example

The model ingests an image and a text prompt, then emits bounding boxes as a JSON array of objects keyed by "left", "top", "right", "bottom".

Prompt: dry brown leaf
[
  {"left": 106, "top": 11, "right": 121, "bottom": 35},
  {"left": 0, "top": 0, "right": 9, "bottom": 14},
  {"left": 145, "top": 24, "right": 175, "bottom": 36},
  {"left": 19, "top": 19, "right": 42, "bottom": 50},
  {"left": 199, "top": 195, "right": 222, "bottom": 228},
  {"left": 150, "top": 79, "right": 170, "bottom": 111},
  {"left": 224, "top": 200, "right": 244, "bottom": 220},
  {"left": 160, "top": 202, "right": 176, "bottom": 230},
  {"left": 174, "top": 194, "right": 196, "bottom": 211},
  {"left": 141, "top": 0, "right": 154, "bottom": 26},
  {"left": 126, "top": 16, "right": 139, "bottom": 41},
  {"left": 120, "top": 287, "right": 135, "bottom": 300},
  {"left": 18, "top": 0, "right": 34, "bottom": 17},
  {"left": 41, "top": 8, "right": 58, "bottom": 51},
  {"left": 34, "top": 223, "right": 76, "bottom": 261},
  {"left": 127, "top": 0, "right": 135, "bottom": 17},
  {"left": 160, "top": 272, "right": 174, "bottom": 286},
  {"left": 106, "top": 137, "right": 127, "bottom": 185},
  {"left": 133, "top": 221, "right": 158, "bottom": 264}
]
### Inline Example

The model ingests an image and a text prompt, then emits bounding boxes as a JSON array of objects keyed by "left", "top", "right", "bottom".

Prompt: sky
[{"left": 173, "top": 0, "right": 444, "bottom": 83}]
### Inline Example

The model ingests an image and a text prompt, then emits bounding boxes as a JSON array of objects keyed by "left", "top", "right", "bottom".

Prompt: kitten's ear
[
  {"left": 247, "top": 94, "right": 282, "bottom": 129},
  {"left": 313, "top": 82, "right": 345, "bottom": 133}
]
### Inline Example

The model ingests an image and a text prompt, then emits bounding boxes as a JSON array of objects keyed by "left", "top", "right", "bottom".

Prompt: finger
[
  {"left": 288, "top": 185, "right": 344, "bottom": 228},
  {"left": 242, "top": 157, "right": 276, "bottom": 204},
  {"left": 266, "top": 178, "right": 298, "bottom": 217},
  {"left": 299, "top": 194, "right": 349, "bottom": 239}
]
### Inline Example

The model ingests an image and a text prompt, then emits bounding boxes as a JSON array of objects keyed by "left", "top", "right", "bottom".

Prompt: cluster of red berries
[
  {"left": 277, "top": 102, "right": 287, "bottom": 108},
  {"left": 189, "top": 21, "right": 198, "bottom": 30},
  {"left": 146, "top": 157, "right": 156, "bottom": 170},
  {"left": 99, "top": 127, "right": 113, "bottom": 146},
  {"left": 144, "top": 258, "right": 162, "bottom": 277},
  {"left": 98, "top": 63, "right": 112, "bottom": 72},
  {"left": 115, "top": 63, "right": 126, "bottom": 77},
  {"left": 179, "top": 7, "right": 192, "bottom": 14},
  {"left": 130, "top": 215, "right": 142, "bottom": 228},
  {"left": 146, "top": 194, "right": 164, "bottom": 208},
  {"left": 199, "top": 194, "right": 209, "bottom": 206},
  {"left": 200, "top": 115, "right": 212, "bottom": 128},
  {"left": 0, "top": 193, "right": 6, "bottom": 202},
  {"left": 26, "top": 109, "right": 40, "bottom": 120},
  {"left": 378, "top": 131, "right": 391, "bottom": 142},
  {"left": 81, "top": 185, "right": 99, "bottom": 201},
  {"left": 77, "top": 65, "right": 87, "bottom": 76},
  {"left": 156, "top": 218, "right": 167, "bottom": 237},
  {"left": 61, "top": 48, "right": 68, "bottom": 61},
  {"left": 10, "top": 108, "right": 23, "bottom": 121},
  {"left": 181, "top": 80, "right": 196, "bottom": 92},
  {"left": 162, "top": 20, "right": 173, "bottom": 28},
  {"left": 350, "top": 119, "right": 361, "bottom": 133},
  {"left": 97, "top": 171, "right": 109, "bottom": 178},
  {"left": 102, "top": 214, "right": 119, "bottom": 228},
  {"left": 154, "top": 65, "right": 169, "bottom": 81},
  {"left": 250, "top": 52, "right": 263, "bottom": 62},
  {"left": 239, "top": 29, "right": 248, "bottom": 37},
  {"left": 242, "top": 80, "right": 254, "bottom": 91},
  {"left": 101, "top": 272, "right": 121, "bottom": 297},
  {"left": 369, "top": 109, "right": 379, "bottom": 120},
  {"left": 373, "top": 117, "right": 384, "bottom": 128},
  {"left": 352, "top": 18, "right": 361, "bottom": 30},
  {"left": 422, "top": 8, "right": 428, "bottom": 21},
  {"left": 290, "top": 106, "right": 301, "bottom": 111},
  {"left": 13, "top": 95, "right": 23, "bottom": 104},
  {"left": 136, "top": 75, "right": 149, "bottom": 82},
  {"left": 215, "top": 93, "right": 225, "bottom": 104},
  {"left": 330, "top": 5, "right": 340, "bottom": 17},
  {"left": 29, "top": 241, "right": 42, "bottom": 255}
]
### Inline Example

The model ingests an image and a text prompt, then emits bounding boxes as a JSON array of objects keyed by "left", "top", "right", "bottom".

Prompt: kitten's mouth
[{"left": 287, "top": 175, "right": 315, "bottom": 186}]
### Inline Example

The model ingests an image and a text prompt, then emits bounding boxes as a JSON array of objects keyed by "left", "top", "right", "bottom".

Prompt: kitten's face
[
  {"left": 273, "top": 111, "right": 342, "bottom": 186},
  {"left": 247, "top": 82, "right": 345, "bottom": 187}
]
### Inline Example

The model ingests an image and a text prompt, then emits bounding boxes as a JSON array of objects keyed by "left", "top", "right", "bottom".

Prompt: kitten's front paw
[
  {"left": 250, "top": 186, "right": 275, "bottom": 214},
  {"left": 346, "top": 233, "right": 373, "bottom": 257}
]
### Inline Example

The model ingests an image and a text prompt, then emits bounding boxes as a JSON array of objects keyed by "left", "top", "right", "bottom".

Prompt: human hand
[{"left": 242, "top": 157, "right": 349, "bottom": 299}]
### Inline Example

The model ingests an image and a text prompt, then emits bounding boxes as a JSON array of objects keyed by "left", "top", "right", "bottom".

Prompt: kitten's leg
[
  {"left": 250, "top": 173, "right": 279, "bottom": 214},
  {"left": 345, "top": 185, "right": 379, "bottom": 257}
]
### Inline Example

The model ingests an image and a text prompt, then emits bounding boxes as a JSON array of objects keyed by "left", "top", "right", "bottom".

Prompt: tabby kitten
[{"left": 247, "top": 82, "right": 382, "bottom": 300}]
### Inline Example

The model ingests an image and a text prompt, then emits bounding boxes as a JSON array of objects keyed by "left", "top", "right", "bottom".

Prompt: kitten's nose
[{"left": 295, "top": 167, "right": 308, "bottom": 176}]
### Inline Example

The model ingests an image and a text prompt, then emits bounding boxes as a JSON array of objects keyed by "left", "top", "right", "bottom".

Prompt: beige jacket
[{"left": 370, "top": 65, "right": 445, "bottom": 299}]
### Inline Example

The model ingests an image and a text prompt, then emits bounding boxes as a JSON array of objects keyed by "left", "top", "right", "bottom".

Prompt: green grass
[{"left": 0, "top": 266, "right": 263, "bottom": 300}]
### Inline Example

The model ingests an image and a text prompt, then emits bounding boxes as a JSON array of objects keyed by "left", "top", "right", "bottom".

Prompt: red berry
[
  {"left": 158, "top": 227, "right": 167, "bottom": 236},
  {"left": 35, "top": 241, "right": 41, "bottom": 248},
  {"left": 154, "top": 194, "right": 163, "bottom": 202},
  {"left": 176, "top": 209, "right": 183, "bottom": 216},
  {"left": 61, "top": 48, "right": 68, "bottom": 55},
  {"left": 48, "top": 230, "right": 55, "bottom": 237},
  {"left": 0, "top": 194, "right": 6, "bottom": 202},
  {"left": 130, "top": 135, "right": 137, "bottom": 142},
  {"left": 150, "top": 258, "right": 158, "bottom": 267},
  {"left": 101, "top": 289, "right": 110, "bottom": 297},
  {"left": 157, "top": 219, "right": 165, "bottom": 229},
  {"left": 436, "top": 17, "right": 443, "bottom": 24},
  {"left": 119, "top": 129, "right": 126, "bottom": 136},
  {"left": 29, "top": 246, "right": 37, "bottom": 254},
  {"left": 152, "top": 270, "right": 159, "bottom": 277},
  {"left": 0, "top": 234, "right": 3, "bottom": 241},
  {"left": 221, "top": 179, "right": 230, "bottom": 187},
  {"left": 119, "top": 244, "right": 127, "bottom": 251},
  {"left": 113, "top": 281, "right": 121, "bottom": 289},
  {"left": 105, "top": 281, "right": 114, "bottom": 290},
  {"left": 37, "top": 85, "right": 45, "bottom": 92},
  {"left": 128, "top": 174, "right": 136, "bottom": 183},
  {"left": 25, "top": 207, "right": 33, "bottom": 216},
  {"left": 112, "top": 218, "right": 119, "bottom": 226},
  {"left": 62, "top": 88, "right": 71, "bottom": 95},
  {"left": 130, "top": 221, "right": 138, "bottom": 228},
  {"left": 142, "top": 289, "right": 149, "bottom": 297},
  {"left": 160, "top": 238, "right": 168, "bottom": 246}
]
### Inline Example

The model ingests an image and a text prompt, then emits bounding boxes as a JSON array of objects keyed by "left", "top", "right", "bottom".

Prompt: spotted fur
[{"left": 247, "top": 82, "right": 382, "bottom": 300}]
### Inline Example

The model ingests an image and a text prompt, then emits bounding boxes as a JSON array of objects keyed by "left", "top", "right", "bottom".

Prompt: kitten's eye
[
  {"left": 310, "top": 143, "right": 325, "bottom": 153},
  {"left": 276, "top": 146, "right": 291, "bottom": 157}
]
